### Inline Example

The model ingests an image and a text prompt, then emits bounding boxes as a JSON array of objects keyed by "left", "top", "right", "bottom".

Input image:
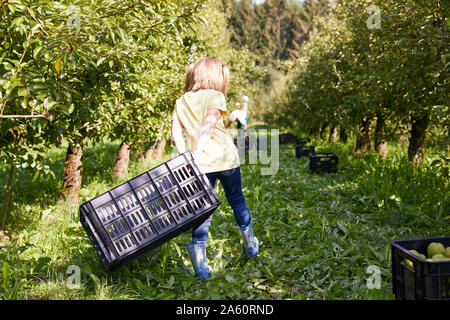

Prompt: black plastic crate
[
  {"left": 279, "top": 133, "right": 297, "bottom": 144},
  {"left": 80, "top": 151, "right": 221, "bottom": 271},
  {"left": 309, "top": 152, "right": 338, "bottom": 173},
  {"left": 296, "top": 145, "right": 315, "bottom": 158},
  {"left": 391, "top": 237, "right": 450, "bottom": 300},
  {"left": 295, "top": 137, "right": 311, "bottom": 145}
]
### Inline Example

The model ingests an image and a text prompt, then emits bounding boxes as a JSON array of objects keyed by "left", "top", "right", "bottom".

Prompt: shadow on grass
[
  {"left": 82, "top": 140, "right": 121, "bottom": 186},
  {"left": 0, "top": 140, "right": 122, "bottom": 231}
]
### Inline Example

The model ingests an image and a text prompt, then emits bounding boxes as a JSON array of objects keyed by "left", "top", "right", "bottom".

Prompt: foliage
[
  {"left": 0, "top": 132, "right": 448, "bottom": 300},
  {"left": 189, "top": 0, "right": 266, "bottom": 121},
  {"left": 0, "top": 239, "right": 34, "bottom": 299},
  {"left": 0, "top": 0, "right": 210, "bottom": 167},
  {"left": 222, "top": 0, "right": 329, "bottom": 66},
  {"left": 220, "top": 0, "right": 331, "bottom": 122},
  {"left": 262, "top": 0, "right": 449, "bottom": 160}
]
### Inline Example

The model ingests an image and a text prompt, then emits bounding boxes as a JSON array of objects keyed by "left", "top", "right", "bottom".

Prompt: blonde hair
[{"left": 184, "top": 57, "right": 230, "bottom": 96}]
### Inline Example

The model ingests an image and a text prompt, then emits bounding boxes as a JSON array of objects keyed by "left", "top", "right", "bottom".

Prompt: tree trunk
[
  {"left": 329, "top": 126, "right": 338, "bottom": 142},
  {"left": 339, "top": 126, "right": 348, "bottom": 143},
  {"left": 408, "top": 114, "right": 430, "bottom": 163},
  {"left": 320, "top": 122, "right": 328, "bottom": 141},
  {"left": 374, "top": 114, "right": 388, "bottom": 159},
  {"left": 1, "top": 165, "right": 14, "bottom": 230},
  {"left": 59, "top": 144, "right": 84, "bottom": 203},
  {"left": 112, "top": 141, "right": 131, "bottom": 179},
  {"left": 310, "top": 126, "right": 320, "bottom": 139},
  {"left": 354, "top": 119, "right": 371, "bottom": 154},
  {"left": 144, "top": 139, "right": 166, "bottom": 162}
]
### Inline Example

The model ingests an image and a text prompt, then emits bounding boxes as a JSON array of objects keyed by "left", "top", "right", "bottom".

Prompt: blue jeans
[{"left": 191, "top": 166, "right": 251, "bottom": 242}]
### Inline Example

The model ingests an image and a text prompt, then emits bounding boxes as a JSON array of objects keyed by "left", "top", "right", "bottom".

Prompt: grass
[{"left": 0, "top": 133, "right": 449, "bottom": 300}]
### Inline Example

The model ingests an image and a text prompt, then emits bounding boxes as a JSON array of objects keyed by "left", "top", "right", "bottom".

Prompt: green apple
[
  {"left": 410, "top": 249, "right": 420, "bottom": 257},
  {"left": 431, "top": 253, "right": 448, "bottom": 261},
  {"left": 427, "top": 242, "right": 445, "bottom": 259},
  {"left": 404, "top": 259, "right": 414, "bottom": 269},
  {"left": 410, "top": 249, "right": 426, "bottom": 260},
  {"left": 445, "top": 247, "right": 450, "bottom": 258}
]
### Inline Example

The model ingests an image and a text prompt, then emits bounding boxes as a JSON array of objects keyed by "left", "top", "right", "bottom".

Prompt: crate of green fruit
[{"left": 391, "top": 236, "right": 450, "bottom": 300}]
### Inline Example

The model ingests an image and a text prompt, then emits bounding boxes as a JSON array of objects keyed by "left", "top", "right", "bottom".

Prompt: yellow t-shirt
[{"left": 172, "top": 89, "right": 240, "bottom": 174}]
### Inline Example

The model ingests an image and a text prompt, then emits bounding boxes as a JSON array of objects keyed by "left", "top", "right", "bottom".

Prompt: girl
[
  {"left": 229, "top": 97, "right": 250, "bottom": 132},
  {"left": 171, "top": 57, "right": 259, "bottom": 279}
]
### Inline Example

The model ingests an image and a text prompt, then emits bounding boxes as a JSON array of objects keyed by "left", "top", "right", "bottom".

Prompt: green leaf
[
  {"left": 43, "top": 99, "right": 57, "bottom": 110},
  {"left": 67, "top": 104, "right": 75, "bottom": 114},
  {"left": 2, "top": 61, "right": 13, "bottom": 71},
  {"left": 7, "top": 3, "right": 16, "bottom": 13},
  {"left": 33, "top": 46, "right": 43, "bottom": 59},
  {"left": 31, "top": 170, "right": 39, "bottom": 182},
  {"left": 2, "top": 262, "right": 10, "bottom": 287},
  {"left": 225, "top": 274, "right": 235, "bottom": 283},
  {"left": 10, "top": 16, "right": 23, "bottom": 28},
  {"left": 96, "top": 57, "right": 107, "bottom": 67},
  {"left": 17, "top": 88, "right": 28, "bottom": 96}
]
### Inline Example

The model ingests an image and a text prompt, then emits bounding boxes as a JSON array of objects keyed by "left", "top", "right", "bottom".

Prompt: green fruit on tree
[{"left": 427, "top": 242, "right": 445, "bottom": 258}]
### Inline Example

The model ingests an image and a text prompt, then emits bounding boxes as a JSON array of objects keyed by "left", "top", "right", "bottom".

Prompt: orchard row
[{"left": 264, "top": 0, "right": 449, "bottom": 163}]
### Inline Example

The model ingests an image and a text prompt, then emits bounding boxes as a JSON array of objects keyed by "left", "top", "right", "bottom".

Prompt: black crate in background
[
  {"left": 296, "top": 145, "right": 315, "bottom": 158},
  {"left": 309, "top": 152, "right": 338, "bottom": 173},
  {"left": 296, "top": 137, "right": 311, "bottom": 145},
  {"left": 80, "top": 151, "right": 221, "bottom": 271},
  {"left": 279, "top": 133, "right": 297, "bottom": 144},
  {"left": 391, "top": 237, "right": 450, "bottom": 300}
]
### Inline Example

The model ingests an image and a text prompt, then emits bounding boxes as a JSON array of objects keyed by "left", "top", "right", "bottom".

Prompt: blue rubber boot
[
  {"left": 240, "top": 223, "right": 259, "bottom": 258},
  {"left": 185, "top": 240, "right": 212, "bottom": 279}
]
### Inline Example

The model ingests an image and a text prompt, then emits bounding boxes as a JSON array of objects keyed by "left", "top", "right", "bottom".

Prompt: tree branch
[
  {"left": 0, "top": 114, "right": 49, "bottom": 119},
  {"left": 27, "top": 7, "right": 49, "bottom": 36}
]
